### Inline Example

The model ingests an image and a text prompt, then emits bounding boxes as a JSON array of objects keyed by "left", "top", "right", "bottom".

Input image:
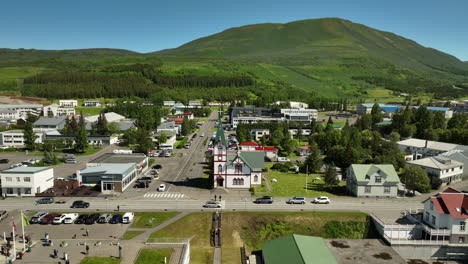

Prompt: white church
[{"left": 213, "top": 117, "right": 264, "bottom": 189}]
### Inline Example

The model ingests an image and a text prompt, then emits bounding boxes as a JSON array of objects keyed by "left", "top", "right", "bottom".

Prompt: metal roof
[
  {"left": 1, "top": 167, "right": 52, "bottom": 174},
  {"left": 349, "top": 164, "right": 400, "bottom": 183}
]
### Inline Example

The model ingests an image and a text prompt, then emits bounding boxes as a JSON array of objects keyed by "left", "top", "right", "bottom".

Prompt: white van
[{"left": 122, "top": 212, "right": 134, "bottom": 224}]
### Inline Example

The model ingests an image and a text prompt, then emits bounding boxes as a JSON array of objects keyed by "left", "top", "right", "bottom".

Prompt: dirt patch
[
  {"left": 331, "top": 240, "right": 350, "bottom": 248},
  {"left": 230, "top": 231, "right": 243, "bottom": 247},
  {"left": 407, "top": 260, "right": 429, "bottom": 264},
  {"left": 0, "top": 94, "right": 45, "bottom": 104},
  {"left": 373, "top": 252, "right": 392, "bottom": 260}
]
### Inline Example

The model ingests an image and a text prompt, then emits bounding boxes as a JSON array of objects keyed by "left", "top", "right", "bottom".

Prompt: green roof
[
  {"left": 227, "top": 152, "right": 265, "bottom": 171},
  {"left": 262, "top": 234, "right": 337, "bottom": 264},
  {"left": 213, "top": 116, "right": 227, "bottom": 146},
  {"left": 350, "top": 164, "right": 400, "bottom": 183}
]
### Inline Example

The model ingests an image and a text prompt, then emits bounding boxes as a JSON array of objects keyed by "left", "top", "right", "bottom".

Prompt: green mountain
[{"left": 156, "top": 18, "right": 468, "bottom": 73}]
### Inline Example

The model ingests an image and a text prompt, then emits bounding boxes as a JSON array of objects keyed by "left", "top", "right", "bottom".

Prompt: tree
[
  {"left": 96, "top": 113, "right": 109, "bottom": 135},
  {"left": 296, "top": 125, "right": 303, "bottom": 141},
  {"left": 270, "top": 129, "right": 283, "bottom": 147},
  {"left": 324, "top": 163, "right": 339, "bottom": 186},
  {"left": 26, "top": 113, "right": 39, "bottom": 124},
  {"left": 259, "top": 135, "right": 267, "bottom": 146},
  {"left": 303, "top": 142, "right": 322, "bottom": 173},
  {"left": 370, "top": 103, "right": 383, "bottom": 125},
  {"left": 134, "top": 128, "right": 153, "bottom": 154},
  {"left": 23, "top": 122, "right": 38, "bottom": 150},
  {"left": 107, "top": 122, "right": 120, "bottom": 135},
  {"left": 432, "top": 112, "right": 446, "bottom": 130},
  {"left": 401, "top": 166, "right": 430, "bottom": 194},
  {"left": 388, "top": 132, "right": 400, "bottom": 142},
  {"left": 74, "top": 112, "right": 88, "bottom": 153},
  {"left": 181, "top": 117, "right": 191, "bottom": 136},
  {"left": 282, "top": 139, "right": 298, "bottom": 156},
  {"left": 158, "top": 132, "right": 168, "bottom": 144}
]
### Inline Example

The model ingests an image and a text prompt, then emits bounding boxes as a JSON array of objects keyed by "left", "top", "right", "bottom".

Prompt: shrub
[
  {"left": 271, "top": 163, "right": 290, "bottom": 172},
  {"left": 323, "top": 221, "right": 367, "bottom": 239}
]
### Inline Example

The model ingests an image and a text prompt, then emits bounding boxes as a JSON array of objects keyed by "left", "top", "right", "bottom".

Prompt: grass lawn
[
  {"left": 121, "top": 231, "right": 144, "bottom": 240},
  {"left": 254, "top": 164, "right": 346, "bottom": 197},
  {"left": 75, "top": 107, "right": 104, "bottom": 115},
  {"left": 80, "top": 257, "right": 121, "bottom": 264},
  {"left": 131, "top": 212, "right": 180, "bottom": 228},
  {"left": 135, "top": 249, "right": 172, "bottom": 264},
  {"left": 222, "top": 247, "right": 241, "bottom": 264},
  {"left": 191, "top": 248, "right": 214, "bottom": 264}
]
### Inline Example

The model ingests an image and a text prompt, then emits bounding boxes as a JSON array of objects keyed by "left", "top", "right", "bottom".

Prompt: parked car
[
  {"left": 75, "top": 214, "right": 88, "bottom": 224},
  {"left": 71, "top": 200, "right": 90, "bottom": 208},
  {"left": 184, "top": 143, "right": 191, "bottom": 149},
  {"left": 150, "top": 170, "right": 159, "bottom": 175},
  {"left": 254, "top": 196, "right": 274, "bottom": 204},
  {"left": 109, "top": 214, "right": 123, "bottom": 224},
  {"left": 165, "top": 152, "right": 171, "bottom": 157},
  {"left": 36, "top": 197, "right": 54, "bottom": 204},
  {"left": 97, "top": 213, "right": 113, "bottom": 223},
  {"left": 152, "top": 164, "right": 162, "bottom": 170},
  {"left": 65, "top": 159, "right": 78, "bottom": 164},
  {"left": 84, "top": 214, "right": 100, "bottom": 225},
  {"left": 134, "top": 181, "right": 148, "bottom": 188},
  {"left": 140, "top": 176, "right": 153, "bottom": 183},
  {"left": 0, "top": 159, "right": 9, "bottom": 164},
  {"left": 40, "top": 213, "right": 60, "bottom": 224},
  {"left": 203, "top": 201, "right": 222, "bottom": 208},
  {"left": 157, "top": 184, "right": 166, "bottom": 192},
  {"left": 122, "top": 212, "right": 134, "bottom": 224},
  {"left": 192, "top": 134, "right": 197, "bottom": 139},
  {"left": 53, "top": 214, "right": 68, "bottom": 224},
  {"left": 277, "top": 157, "right": 290, "bottom": 162},
  {"left": 29, "top": 212, "right": 47, "bottom": 224},
  {"left": 200, "top": 133, "right": 205, "bottom": 137},
  {"left": 287, "top": 197, "right": 306, "bottom": 204},
  {"left": 312, "top": 196, "right": 330, "bottom": 204},
  {"left": 63, "top": 213, "right": 79, "bottom": 224}
]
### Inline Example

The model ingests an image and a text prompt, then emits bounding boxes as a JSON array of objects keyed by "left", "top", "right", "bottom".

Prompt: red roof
[
  {"left": 180, "top": 113, "right": 193, "bottom": 115},
  {"left": 298, "top": 146, "right": 310, "bottom": 150},
  {"left": 240, "top": 142, "right": 258, "bottom": 146},
  {"left": 167, "top": 118, "right": 184, "bottom": 124},
  {"left": 255, "top": 146, "right": 278, "bottom": 151},
  {"left": 430, "top": 188, "right": 468, "bottom": 219}
]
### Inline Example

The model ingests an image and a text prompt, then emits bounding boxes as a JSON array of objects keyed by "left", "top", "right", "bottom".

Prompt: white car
[
  {"left": 63, "top": 213, "right": 79, "bottom": 224},
  {"left": 0, "top": 145, "right": 10, "bottom": 149},
  {"left": 52, "top": 214, "right": 67, "bottom": 224},
  {"left": 157, "top": 184, "right": 166, "bottom": 192},
  {"left": 277, "top": 157, "right": 290, "bottom": 162},
  {"left": 200, "top": 133, "right": 205, "bottom": 137},
  {"left": 165, "top": 152, "right": 171, "bottom": 157},
  {"left": 312, "top": 196, "right": 330, "bottom": 204}
]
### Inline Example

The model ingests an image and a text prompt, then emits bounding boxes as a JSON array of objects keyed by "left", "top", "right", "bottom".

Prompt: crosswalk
[{"left": 143, "top": 192, "right": 185, "bottom": 199}]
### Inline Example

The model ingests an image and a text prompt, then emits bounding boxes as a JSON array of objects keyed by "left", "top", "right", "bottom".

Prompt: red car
[{"left": 40, "top": 213, "right": 60, "bottom": 225}]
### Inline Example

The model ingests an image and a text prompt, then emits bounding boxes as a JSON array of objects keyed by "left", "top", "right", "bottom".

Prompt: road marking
[{"left": 143, "top": 192, "right": 185, "bottom": 199}]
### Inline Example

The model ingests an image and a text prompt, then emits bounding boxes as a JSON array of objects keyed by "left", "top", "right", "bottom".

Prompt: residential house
[
  {"left": 453, "top": 103, "right": 468, "bottom": 113},
  {"left": 213, "top": 118, "right": 264, "bottom": 189},
  {"left": 262, "top": 234, "right": 337, "bottom": 264},
  {"left": 157, "top": 121, "right": 180, "bottom": 136},
  {"left": 357, "top": 103, "right": 400, "bottom": 115},
  {"left": 398, "top": 138, "right": 468, "bottom": 159},
  {"left": 346, "top": 164, "right": 401, "bottom": 197},
  {"left": 33, "top": 116, "right": 67, "bottom": 130},
  {"left": 239, "top": 141, "right": 259, "bottom": 151},
  {"left": 255, "top": 146, "right": 279, "bottom": 161},
  {"left": 172, "top": 102, "right": 186, "bottom": 114},
  {"left": 407, "top": 156, "right": 464, "bottom": 185},
  {"left": 163, "top": 101, "right": 175, "bottom": 107},
  {"left": 188, "top": 100, "right": 202, "bottom": 107},
  {"left": 155, "top": 130, "right": 177, "bottom": 149},
  {"left": 289, "top": 127, "right": 312, "bottom": 138},
  {"left": 250, "top": 128, "right": 270, "bottom": 141},
  {"left": 167, "top": 118, "right": 184, "bottom": 125},
  {"left": 179, "top": 112, "right": 194, "bottom": 120},
  {"left": 0, "top": 167, "right": 54, "bottom": 197},
  {"left": 208, "top": 102, "right": 230, "bottom": 106},
  {"left": 83, "top": 101, "right": 102, "bottom": 107},
  {"left": 0, "top": 130, "right": 44, "bottom": 148},
  {"left": 59, "top": 100, "right": 78, "bottom": 108},
  {"left": 440, "top": 150, "right": 468, "bottom": 177},
  {"left": 45, "top": 134, "right": 118, "bottom": 146},
  {"left": 296, "top": 145, "right": 311, "bottom": 156}
]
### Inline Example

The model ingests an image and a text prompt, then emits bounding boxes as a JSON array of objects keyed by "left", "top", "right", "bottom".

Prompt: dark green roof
[
  {"left": 227, "top": 152, "right": 265, "bottom": 171},
  {"left": 213, "top": 116, "right": 227, "bottom": 146},
  {"left": 262, "top": 234, "right": 337, "bottom": 264}
]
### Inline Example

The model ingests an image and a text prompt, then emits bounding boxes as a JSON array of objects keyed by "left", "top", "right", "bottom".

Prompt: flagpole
[{"left": 21, "top": 211, "right": 26, "bottom": 251}]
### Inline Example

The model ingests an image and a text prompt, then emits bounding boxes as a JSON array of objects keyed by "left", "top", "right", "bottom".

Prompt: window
[
  {"left": 459, "top": 237, "right": 465, "bottom": 244},
  {"left": 6, "top": 177, "right": 12, "bottom": 182},
  {"left": 16, "top": 177, "right": 20, "bottom": 182},
  {"left": 24, "top": 177, "right": 31, "bottom": 182},
  {"left": 24, "top": 188, "right": 31, "bottom": 194},
  {"left": 384, "top": 186, "right": 391, "bottom": 193},
  {"left": 364, "top": 186, "right": 371, "bottom": 193},
  {"left": 432, "top": 215, "right": 436, "bottom": 225},
  {"left": 6, "top": 188, "right": 13, "bottom": 194},
  {"left": 218, "top": 165, "right": 223, "bottom": 174},
  {"left": 254, "top": 175, "right": 259, "bottom": 182},
  {"left": 218, "top": 156, "right": 222, "bottom": 161},
  {"left": 461, "top": 222, "right": 466, "bottom": 232},
  {"left": 375, "top": 176, "right": 382, "bottom": 183},
  {"left": 235, "top": 164, "right": 242, "bottom": 174},
  {"left": 451, "top": 168, "right": 454, "bottom": 171}
]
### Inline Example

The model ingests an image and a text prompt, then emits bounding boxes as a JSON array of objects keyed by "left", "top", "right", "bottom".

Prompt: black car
[
  {"left": 134, "top": 181, "right": 148, "bottom": 188},
  {"left": 109, "top": 214, "right": 123, "bottom": 224},
  {"left": 71, "top": 200, "right": 90, "bottom": 208},
  {"left": 140, "top": 176, "right": 153, "bottom": 183},
  {"left": 192, "top": 134, "right": 197, "bottom": 139},
  {"left": 36, "top": 197, "right": 54, "bottom": 204},
  {"left": 75, "top": 214, "right": 88, "bottom": 224},
  {"left": 84, "top": 214, "right": 100, "bottom": 225},
  {"left": 254, "top": 196, "right": 274, "bottom": 204},
  {"left": 0, "top": 159, "right": 9, "bottom": 164},
  {"left": 152, "top": 164, "right": 162, "bottom": 169}
]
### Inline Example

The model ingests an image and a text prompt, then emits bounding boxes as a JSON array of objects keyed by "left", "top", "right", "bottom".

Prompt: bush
[
  {"left": 431, "top": 177, "right": 442, "bottom": 190},
  {"left": 271, "top": 163, "right": 290, "bottom": 173},
  {"left": 323, "top": 221, "right": 368, "bottom": 239}
]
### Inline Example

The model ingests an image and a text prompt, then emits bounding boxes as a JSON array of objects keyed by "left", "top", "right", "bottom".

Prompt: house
[
  {"left": 59, "top": 100, "right": 78, "bottom": 108},
  {"left": 188, "top": 100, "right": 202, "bottom": 107},
  {"left": 208, "top": 102, "right": 230, "bottom": 106},
  {"left": 0, "top": 167, "right": 54, "bottom": 197},
  {"left": 398, "top": 138, "right": 468, "bottom": 159},
  {"left": 0, "top": 130, "right": 44, "bottom": 148},
  {"left": 413, "top": 106, "right": 454, "bottom": 119},
  {"left": 280, "top": 108, "right": 318, "bottom": 121},
  {"left": 78, "top": 163, "right": 138, "bottom": 193},
  {"left": 0, "top": 104, "right": 43, "bottom": 118},
  {"left": 33, "top": 116, "right": 67, "bottom": 130},
  {"left": 356, "top": 103, "right": 399, "bottom": 115},
  {"left": 239, "top": 141, "right": 259, "bottom": 151},
  {"left": 167, "top": 118, "right": 184, "bottom": 125},
  {"left": 289, "top": 127, "right": 312, "bottom": 138},
  {"left": 0, "top": 109, "right": 19, "bottom": 120},
  {"left": 43, "top": 104, "right": 75, "bottom": 117},
  {"left": 163, "top": 101, "right": 175, "bottom": 107},
  {"left": 440, "top": 150, "right": 468, "bottom": 177},
  {"left": 44, "top": 134, "right": 118, "bottom": 146},
  {"left": 407, "top": 156, "right": 464, "bottom": 185},
  {"left": 85, "top": 112, "right": 125, "bottom": 123},
  {"left": 255, "top": 146, "right": 279, "bottom": 161},
  {"left": 250, "top": 128, "right": 270, "bottom": 141},
  {"left": 83, "top": 101, "right": 102, "bottom": 107},
  {"left": 262, "top": 234, "right": 337, "bottom": 264},
  {"left": 179, "top": 112, "right": 194, "bottom": 120},
  {"left": 157, "top": 121, "right": 180, "bottom": 136},
  {"left": 453, "top": 103, "right": 468, "bottom": 113},
  {"left": 346, "top": 164, "right": 401, "bottom": 197},
  {"left": 213, "top": 117, "right": 264, "bottom": 189},
  {"left": 172, "top": 102, "right": 186, "bottom": 114},
  {"left": 155, "top": 130, "right": 177, "bottom": 149},
  {"left": 296, "top": 145, "right": 311, "bottom": 156}
]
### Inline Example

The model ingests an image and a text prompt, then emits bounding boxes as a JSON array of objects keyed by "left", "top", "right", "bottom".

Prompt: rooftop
[
  {"left": 349, "top": 164, "right": 400, "bottom": 183},
  {"left": 407, "top": 156, "right": 463, "bottom": 170},
  {"left": 33, "top": 116, "right": 67, "bottom": 126},
  {"left": 255, "top": 146, "right": 278, "bottom": 151},
  {"left": 89, "top": 153, "right": 147, "bottom": 165},
  {"left": 158, "top": 121, "right": 177, "bottom": 130},
  {"left": 85, "top": 112, "right": 125, "bottom": 123},
  {"left": 227, "top": 151, "right": 264, "bottom": 171},
  {"left": 429, "top": 188, "right": 468, "bottom": 219},
  {"left": 398, "top": 138, "right": 468, "bottom": 152},
  {"left": 240, "top": 141, "right": 258, "bottom": 146},
  {"left": 1, "top": 167, "right": 52, "bottom": 174},
  {"left": 80, "top": 163, "right": 135, "bottom": 175}
]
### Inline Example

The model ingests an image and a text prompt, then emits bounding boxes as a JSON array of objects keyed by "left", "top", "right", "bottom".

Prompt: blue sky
[{"left": 1, "top": 0, "right": 467, "bottom": 60}]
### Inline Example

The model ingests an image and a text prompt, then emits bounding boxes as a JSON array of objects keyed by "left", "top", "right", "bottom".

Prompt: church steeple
[{"left": 213, "top": 112, "right": 227, "bottom": 146}]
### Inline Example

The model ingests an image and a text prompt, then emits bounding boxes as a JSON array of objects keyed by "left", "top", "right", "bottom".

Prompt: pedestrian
[
  {"left": 53, "top": 248, "right": 58, "bottom": 258},
  {"left": 86, "top": 244, "right": 90, "bottom": 255},
  {"left": 65, "top": 259, "right": 69, "bottom": 264},
  {"left": 45, "top": 232, "right": 49, "bottom": 241},
  {"left": 214, "top": 195, "right": 217, "bottom": 201},
  {"left": 86, "top": 229, "right": 89, "bottom": 237},
  {"left": 219, "top": 195, "right": 222, "bottom": 201},
  {"left": 117, "top": 205, "right": 120, "bottom": 212}
]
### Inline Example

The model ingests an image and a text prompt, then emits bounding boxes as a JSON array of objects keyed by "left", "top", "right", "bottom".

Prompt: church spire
[{"left": 213, "top": 111, "right": 227, "bottom": 146}]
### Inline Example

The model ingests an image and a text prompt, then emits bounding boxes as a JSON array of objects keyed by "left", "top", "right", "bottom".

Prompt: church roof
[
  {"left": 228, "top": 151, "right": 265, "bottom": 171},
  {"left": 213, "top": 116, "right": 227, "bottom": 146}
]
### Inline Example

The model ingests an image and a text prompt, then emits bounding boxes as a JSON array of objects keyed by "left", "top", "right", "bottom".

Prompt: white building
[
  {"left": 0, "top": 130, "right": 44, "bottom": 148},
  {"left": 59, "top": 100, "right": 78, "bottom": 108},
  {"left": 157, "top": 121, "right": 180, "bottom": 136},
  {"left": 280, "top": 108, "right": 318, "bottom": 120},
  {"left": 188, "top": 100, "right": 202, "bottom": 107},
  {"left": 208, "top": 102, "right": 230, "bottom": 106},
  {"left": 44, "top": 104, "right": 75, "bottom": 116},
  {"left": 273, "top": 101, "right": 309, "bottom": 109},
  {"left": 398, "top": 139, "right": 468, "bottom": 159},
  {"left": 83, "top": 101, "right": 102, "bottom": 107},
  {"left": 346, "top": 164, "right": 401, "bottom": 197},
  {"left": 407, "top": 156, "right": 464, "bottom": 185},
  {"left": 85, "top": 112, "right": 125, "bottom": 123},
  {"left": 250, "top": 129, "right": 270, "bottom": 141},
  {"left": 0, "top": 167, "right": 54, "bottom": 197},
  {"left": 163, "top": 101, "right": 175, "bottom": 107},
  {"left": 155, "top": 130, "right": 177, "bottom": 149},
  {"left": 441, "top": 150, "right": 468, "bottom": 177},
  {"left": 0, "top": 104, "right": 43, "bottom": 119},
  {"left": 0, "top": 109, "right": 19, "bottom": 120},
  {"left": 413, "top": 106, "right": 454, "bottom": 119}
]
